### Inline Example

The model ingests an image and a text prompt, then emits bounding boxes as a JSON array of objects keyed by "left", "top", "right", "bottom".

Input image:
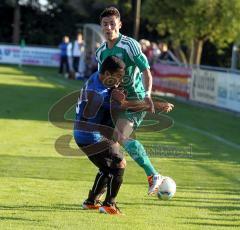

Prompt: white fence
[
  {"left": 151, "top": 63, "right": 240, "bottom": 113},
  {"left": 190, "top": 68, "right": 240, "bottom": 112},
  {"left": 0, "top": 43, "right": 239, "bottom": 113},
  {"left": 0, "top": 44, "right": 60, "bottom": 67}
]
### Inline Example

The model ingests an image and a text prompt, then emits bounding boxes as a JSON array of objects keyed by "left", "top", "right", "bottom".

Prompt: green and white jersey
[{"left": 96, "top": 33, "right": 150, "bottom": 100}]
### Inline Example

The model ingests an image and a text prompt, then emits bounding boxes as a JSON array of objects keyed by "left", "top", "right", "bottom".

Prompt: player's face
[
  {"left": 63, "top": 36, "right": 69, "bottom": 43},
  {"left": 101, "top": 16, "right": 122, "bottom": 41},
  {"left": 103, "top": 68, "right": 125, "bottom": 88}
]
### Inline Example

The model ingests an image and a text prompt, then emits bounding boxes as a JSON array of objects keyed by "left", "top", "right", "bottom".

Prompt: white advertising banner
[
  {"left": 190, "top": 68, "right": 218, "bottom": 105},
  {"left": 217, "top": 72, "right": 229, "bottom": 109},
  {"left": 191, "top": 68, "right": 240, "bottom": 112},
  {"left": 227, "top": 74, "right": 240, "bottom": 112},
  {"left": 0, "top": 45, "right": 60, "bottom": 67}
]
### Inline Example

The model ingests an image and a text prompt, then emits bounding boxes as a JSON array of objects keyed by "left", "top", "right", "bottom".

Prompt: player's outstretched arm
[
  {"left": 153, "top": 101, "right": 174, "bottom": 113},
  {"left": 142, "top": 68, "right": 155, "bottom": 113},
  {"left": 111, "top": 89, "right": 174, "bottom": 113}
]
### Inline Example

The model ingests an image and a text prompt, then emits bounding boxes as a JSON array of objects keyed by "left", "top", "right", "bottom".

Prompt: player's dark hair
[
  {"left": 100, "top": 56, "right": 125, "bottom": 74},
  {"left": 100, "top": 7, "right": 121, "bottom": 22}
]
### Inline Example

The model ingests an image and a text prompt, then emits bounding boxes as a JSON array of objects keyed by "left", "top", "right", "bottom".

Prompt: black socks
[
  {"left": 104, "top": 168, "right": 125, "bottom": 204},
  {"left": 88, "top": 170, "right": 109, "bottom": 202},
  {"left": 88, "top": 168, "right": 125, "bottom": 205}
]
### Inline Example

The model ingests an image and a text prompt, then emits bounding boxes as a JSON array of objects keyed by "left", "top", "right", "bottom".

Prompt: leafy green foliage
[
  {"left": 143, "top": 0, "right": 240, "bottom": 64},
  {"left": 0, "top": 0, "right": 133, "bottom": 45}
]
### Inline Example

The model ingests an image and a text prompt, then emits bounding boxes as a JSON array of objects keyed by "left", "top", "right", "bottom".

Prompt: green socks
[{"left": 123, "top": 139, "right": 158, "bottom": 176}]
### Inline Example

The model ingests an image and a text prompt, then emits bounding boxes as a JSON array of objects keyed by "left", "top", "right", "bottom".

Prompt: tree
[
  {"left": 0, "top": 0, "right": 87, "bottom": 45},
  {"left": 67, "top": 0, "right": 133, "bottom": 35},
  {"left": 142, "top": 0, "right": 240, "bottom": 65},
  {"left": 1, "top": 0, "right": 21, "bottom": 44},
  {"left": 2, "top": 0, "right": 51, "bottom": 44},
  {"left": 0, "top": 0, "right": 134, "bottom": 45}
]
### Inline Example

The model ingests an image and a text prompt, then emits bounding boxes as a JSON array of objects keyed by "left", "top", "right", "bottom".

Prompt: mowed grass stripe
[{"left": 0, "top": 65, "right": 239, "bottom": 230}]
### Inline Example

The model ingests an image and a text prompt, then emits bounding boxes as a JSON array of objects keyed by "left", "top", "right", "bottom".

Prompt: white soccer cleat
[{"left": 147, "top": 174, "right": 164, "bottom": 195}]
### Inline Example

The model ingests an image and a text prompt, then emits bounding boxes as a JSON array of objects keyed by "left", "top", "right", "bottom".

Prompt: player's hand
[
  {"left": 145, "top": 96, "right": 155, "bottom": 113},
  {"left": 111, "top": 89, "right": 126, "bottom": 104},
  {"left": 154, "top": 102, "right": 174, "bottom": 113}
]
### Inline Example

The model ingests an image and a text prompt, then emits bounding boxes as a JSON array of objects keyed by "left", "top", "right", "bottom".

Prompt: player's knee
[
  {"left": 111, "top": 142, "right": 120, "bottom": 153},
  {"left": 110, "top": 167, "right": 125, "bottom": 178},
  {"left": 99, "top": 168, "right": 110, "bottom": 176},
  {"left": 118, "top": 158, "right": 126, "bottom": 168},
  {"left": 113, "top": 130, "right": 128, "bottom": 145}
]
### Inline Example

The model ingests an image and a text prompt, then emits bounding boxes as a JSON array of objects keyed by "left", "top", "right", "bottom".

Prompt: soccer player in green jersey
[{"left": 96, "top": 7, "right": 167, "bottom": 195}]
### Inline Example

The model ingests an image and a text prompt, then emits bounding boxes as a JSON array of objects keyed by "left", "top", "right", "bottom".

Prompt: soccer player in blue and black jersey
[
  {"left": 74, "top": 56, "right": 174, "bottom": 215},
  {"left": 74, "top": 56, "right": 126, "bottom": 215}
]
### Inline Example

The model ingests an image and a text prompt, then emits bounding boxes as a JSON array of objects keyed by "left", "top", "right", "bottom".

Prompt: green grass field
[{"left": 0, "top": 64, "right": 240, "bottom": 230}]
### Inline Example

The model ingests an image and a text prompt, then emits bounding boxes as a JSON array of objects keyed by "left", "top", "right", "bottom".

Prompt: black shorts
[{"left": 77, "top": 138, "right": 124, "bottom": 170}]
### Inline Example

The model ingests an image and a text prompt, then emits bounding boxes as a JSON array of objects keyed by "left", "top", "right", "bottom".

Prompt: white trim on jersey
[
  {"left": 115, "top": 41, "right": 134, "bottom": 62},
  {"left": 96, "top": 42, "right": 107, "bottom": 65},
  {"left": 132, "top": 66, "right": 141, "bottom": 97},
  {"left": 121, "top": 35, "right": 141, "bottom": 56}
]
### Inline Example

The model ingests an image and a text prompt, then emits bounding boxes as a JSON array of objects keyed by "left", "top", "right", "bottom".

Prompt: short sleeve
[
  {"left": 124, "top": 37, "right": 150, "bottom": 72},
  {"left": 133, "top": 53, "right": 150, "bottom": 72}
]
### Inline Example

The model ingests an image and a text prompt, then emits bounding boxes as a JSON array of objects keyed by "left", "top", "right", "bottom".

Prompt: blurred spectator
[
  {"left": 151, "top": 42, "right": 161, "bottom": 63},
  {"left": 72, "top": 33, "right": 84, "bottom": 73},
  {"left": 85, "top": 42, "right": 100, "bottom": 77},
  {"left": 158, "top": 42, "right": 175, "bottom": 63},
  {"left": 140, "top": 39, "right": 153, "bottom": 61},
  {"left": 59, "top": 35, "right": 70, "bottom": 76},
  {"left": 140, "top": 39, "right": 158, "bottom": 64},
  {"left": 140, "top": 39, "right": 180, "bottom": 65},
  {"left": 67, "top": 38, "right": 73, "bottom": 71},
  {"left": 67, "top": 39, "right": 76, "bottom": 79}
]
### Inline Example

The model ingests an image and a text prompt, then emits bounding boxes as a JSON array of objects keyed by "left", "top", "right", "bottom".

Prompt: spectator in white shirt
[{"left": 72, "top": 33, "right": 84, "bottom": 73}]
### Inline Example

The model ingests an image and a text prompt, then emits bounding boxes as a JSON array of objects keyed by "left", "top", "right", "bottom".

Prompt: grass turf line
[{"left": 0, "top": 65, "right": 239, "bottom": 230}]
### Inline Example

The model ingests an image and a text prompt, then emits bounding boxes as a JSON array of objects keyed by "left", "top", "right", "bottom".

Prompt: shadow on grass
[
  {"left": 0, "top": 154, "right": 90, "bottom": 181},
  {"left": 178, "top": 188, "right": 240, "bottom": 195},
  {"left": 195, "top": 163, "right": 240, "bottom": 185},
  {"left": 0, "top": 84, "right": 76, "bottom": 121},
  {"left": 0, "top": 155, "right": 145, "bottom": 185},
  {"left": 0, "top": 65, "right": 82, "bottom": 121},
  {"left": 172, "top": 197, "right": 240, "bottom": 205},
  {"left": 183, "top": 222, "right": 240, "bottom": 228},
  {"left": 138, "top": 126, "right": 240, "bottom": 164},
  {"left": 212, "top": 213, "right": 240, "bottom": 216},
  {"left": 180, "top": 217, "right": 239, "bottom": 222},
  {"left": 0, "top": 71, "right": 34, "bottom": 76},
  {"left": 1, "top": 65, "right": 240, "bottom": 164},
  {"left": 0, "top": 216, "right": 41, "bottom": 222},
  {"left": 0, "top": 204, "right": 98, "bottom": 214},
  {"left": 177, "top": 217, "right": 240, "bottom": 228},
  {"left": 121, "top": 200, "right": 240, "bottom": 212}
]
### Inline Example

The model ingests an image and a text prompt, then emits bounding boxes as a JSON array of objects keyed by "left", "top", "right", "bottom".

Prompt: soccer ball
[{"left": 157, "top": 177, "right": 176, "bottom": 200}]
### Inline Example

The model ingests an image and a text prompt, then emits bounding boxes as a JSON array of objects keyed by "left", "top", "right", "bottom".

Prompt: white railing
[
  {"left": 0, "top": 44, "right": 60, "bottom": 67},
  {"left": 151, "top": 63, "right": 240, "bottom": 113}
]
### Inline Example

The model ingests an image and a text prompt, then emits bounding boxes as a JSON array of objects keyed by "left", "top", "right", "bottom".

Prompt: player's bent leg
[
  {"left": 82, "top": 170, "right": 109, "bottom": 210},
  {"left": 123, "top": 139, "right": 157, "bottom": 175},
  {"left": 114, "top": 119, "right": 157, "bottom": 175},
  {"left": 114, "top": 118, "right": 163, "bottom": 194},
  {"left": 99, "top": 167, "right": 125, "bottom": 215},
  {"left": 80, "top": 140, "right": 125, "bottom": 212},
  {"left": 78, "top": 143, "right": 111, "bottom": 210},
  {"left": 123, "top": 138, "right": 163, "bottom": 194},
  {"left": 113, "top": 118, "right": 134, "bottom": 144},
  {"left": 118, "top": 158, "right": 126, "bottom": 168}
]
